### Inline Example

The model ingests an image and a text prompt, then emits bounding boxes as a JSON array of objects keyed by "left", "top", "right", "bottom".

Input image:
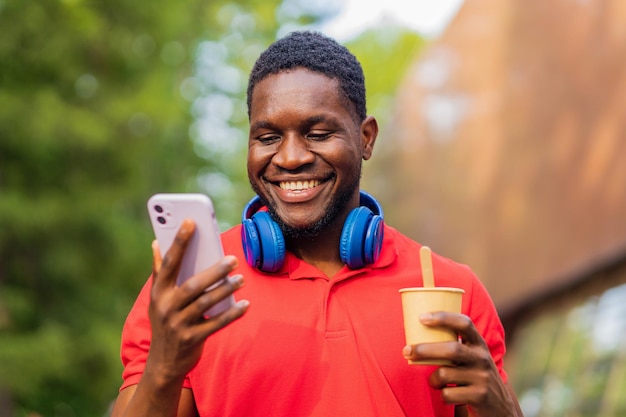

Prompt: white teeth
[{"left": 279, "top": 180, "right": 320, "bottom": 191}]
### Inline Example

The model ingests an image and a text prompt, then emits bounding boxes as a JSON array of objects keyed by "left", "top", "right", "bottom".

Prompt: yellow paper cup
[{"left": 399, "top": 287, "right": 465, "bottom": 365}]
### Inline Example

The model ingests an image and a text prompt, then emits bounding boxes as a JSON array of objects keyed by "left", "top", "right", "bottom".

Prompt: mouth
[{"left": 278, "top": 179, "right": 321, "bottom": 192}]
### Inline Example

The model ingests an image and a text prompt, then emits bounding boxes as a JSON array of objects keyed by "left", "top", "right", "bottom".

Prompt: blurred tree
[
  {"left": 346, "top": 25, "right": 426, "bottom": 198},
  {"left": 0, "top": 0, "right": 334, "bottom": 415},
  {"left": 347, "top": 25, "right": 425, "bottom": 129}
]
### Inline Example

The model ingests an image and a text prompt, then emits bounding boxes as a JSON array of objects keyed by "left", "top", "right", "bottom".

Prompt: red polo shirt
[{"left": 120, "top": 225, "right": 507, "bottom": 416}]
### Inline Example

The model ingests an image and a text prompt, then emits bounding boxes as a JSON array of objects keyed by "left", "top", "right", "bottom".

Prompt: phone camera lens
[
  {"left": 157, "top": 216, "right": 166, "bottom": 225},
  {"left": 154, "top": 205, "right": 164, "bottom": 213}
]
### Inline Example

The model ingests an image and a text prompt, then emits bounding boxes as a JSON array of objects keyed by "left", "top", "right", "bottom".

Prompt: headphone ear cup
[
  {"left": 241, "top": 218, "right": 262, "bottom": 269},
  {"left": 340, "top": 206, "right": 373, "bottom": 269},
  {"left": 363, "top": 215, "right": 384, "bottom": 265},
  {"left": 251, "top": 211, "right": 286, "bottom": 272}
]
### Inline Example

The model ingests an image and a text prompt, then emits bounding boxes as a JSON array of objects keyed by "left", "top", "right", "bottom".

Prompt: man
[{"left": 111, "top": 31, "right": 523, "bottom": 417}]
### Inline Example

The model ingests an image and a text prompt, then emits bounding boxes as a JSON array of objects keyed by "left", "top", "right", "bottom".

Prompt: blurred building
[{"left": 364, "top": 0, "right": 626, "bottom": 415}]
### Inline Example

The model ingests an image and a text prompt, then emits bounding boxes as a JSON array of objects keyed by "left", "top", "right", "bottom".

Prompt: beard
[{"left": 249, "top": 170, "right": 361, "bottom": 240}]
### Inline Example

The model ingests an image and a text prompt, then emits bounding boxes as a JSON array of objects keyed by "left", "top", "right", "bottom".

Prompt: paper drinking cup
[{"left": 399, "top": 287, "right": 465, "bottom": 365}]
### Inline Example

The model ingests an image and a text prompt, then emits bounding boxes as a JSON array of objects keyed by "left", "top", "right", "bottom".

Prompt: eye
[
  {"left": 257, "top": 134, "right": 280, "bottom": 144},
  {"left": 307, "top": 131, "right": 331, "bottom": 141}
]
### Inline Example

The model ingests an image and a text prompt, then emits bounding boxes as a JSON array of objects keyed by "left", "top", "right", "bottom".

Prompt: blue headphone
[{"left": 241, "top": 191, "right": 385, "bottom": 272}]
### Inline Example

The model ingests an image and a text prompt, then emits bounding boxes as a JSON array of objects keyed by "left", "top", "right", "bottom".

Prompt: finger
[
  {"left": 420, "top": 312, "right": 485, "bottom": 346},
  {"left": 194, "top": 298, "right": 250, "bottom": 339},
  {"left": 404, "top": 339, "right": 466, "bottom": 364},
  {"left": 175, "top": 255, "right": 239, "bottom": 307},
  {"left": 152, "top": 240, "right": 163, "bottom": 276},
  {"left": 154, "top": 219, "right": 196, "bottom": 292},
  {"left": 440, "top": 385, "right": 481, "bottom": 405},
  {"left": 190, "top": 274, "right": 244, "bottom": 317},
  {"left": 429, "top": 364, "right": 480, "bottom": 389},
  {"left": 439, "top": 373, "right": 520, "bottom": 412}
]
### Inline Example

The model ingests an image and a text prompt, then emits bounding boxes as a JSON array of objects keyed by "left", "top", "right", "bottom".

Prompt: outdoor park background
[{"left": 2, "top": 0, "right": 626, "bottom": 416}]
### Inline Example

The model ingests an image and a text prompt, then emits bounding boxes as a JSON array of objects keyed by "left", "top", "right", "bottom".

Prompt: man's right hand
[{"left": 110, "top": 219, "right": 249, "bottom": 417}]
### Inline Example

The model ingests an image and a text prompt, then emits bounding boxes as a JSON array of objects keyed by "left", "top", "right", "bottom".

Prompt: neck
[
  {"left": 287, "top": 223, "right": 345, "bottom": 278},
  {"left": 284, "top": 190, "right": 363, "bottom": 277}
]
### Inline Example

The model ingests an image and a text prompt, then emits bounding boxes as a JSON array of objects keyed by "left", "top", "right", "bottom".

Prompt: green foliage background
[{"left": 0, "top": 0, "right": 423, "bottom": 415}]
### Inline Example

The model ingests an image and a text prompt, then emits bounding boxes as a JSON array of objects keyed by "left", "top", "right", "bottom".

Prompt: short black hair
[{"left": 247, "top": 31, "right": 366, "bottom": 122}]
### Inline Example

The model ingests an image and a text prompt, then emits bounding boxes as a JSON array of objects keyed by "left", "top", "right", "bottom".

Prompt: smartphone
[{"left": 147, "top": 193, "right": 235, "bottom": 317}]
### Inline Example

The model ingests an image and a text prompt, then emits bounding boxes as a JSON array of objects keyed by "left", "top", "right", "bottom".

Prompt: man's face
[{"left": 247, "top": 68, "right": 375, "bottom": 238}]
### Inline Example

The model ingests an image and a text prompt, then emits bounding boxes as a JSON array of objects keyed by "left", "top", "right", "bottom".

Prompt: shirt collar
[{"left": 279, "top": 225, "right": 398, "bottom": 281}]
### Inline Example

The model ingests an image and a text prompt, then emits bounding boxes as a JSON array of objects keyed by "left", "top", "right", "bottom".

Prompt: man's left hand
[{"left": 402, "top": 312, "right": 523, "bottom": 417}]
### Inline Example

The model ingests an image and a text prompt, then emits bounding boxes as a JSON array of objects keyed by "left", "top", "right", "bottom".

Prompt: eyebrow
[
  {"left": 250, "top": 115, "right": 338, "bottom": 133},
  {"left": 304, "top": 115, "right": 330, "bottom": 127},
  {"left": 249, "top": 120, "right": 274, "bottom": 132}
]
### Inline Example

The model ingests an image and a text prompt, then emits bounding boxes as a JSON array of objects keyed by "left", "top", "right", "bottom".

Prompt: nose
[{"left": 272, "top": 134, "right": 315, "bottom": 170}]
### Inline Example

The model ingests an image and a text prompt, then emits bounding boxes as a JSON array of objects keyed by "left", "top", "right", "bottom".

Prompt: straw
[{"left": 420, "top": 246, "right": 435, "bottom": 288}]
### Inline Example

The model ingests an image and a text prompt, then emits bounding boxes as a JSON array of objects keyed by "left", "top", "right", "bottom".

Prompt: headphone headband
[
  {"left": 242, "top": 195, "right": 265, "bottom": 223},
  {"left": 358, "top": 190, "right": 383, "bottom": 218}
]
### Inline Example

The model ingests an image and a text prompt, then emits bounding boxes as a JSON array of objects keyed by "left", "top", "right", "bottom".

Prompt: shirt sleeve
[
  {"left": 118, "top": 276, "right": 192, "bottom": 391},
  {"left": 464, "top": 267, "right": 509, "bottom": 383}
]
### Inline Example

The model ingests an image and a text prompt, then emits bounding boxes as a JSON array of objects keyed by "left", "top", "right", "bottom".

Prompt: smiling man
[{"left": 111, "top": 31, "right": 523, "bottom": 417}]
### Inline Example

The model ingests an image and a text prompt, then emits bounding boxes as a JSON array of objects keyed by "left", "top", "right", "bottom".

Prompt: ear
[{"left": 360, "top": 116, "right": 378, "bottom": 160}]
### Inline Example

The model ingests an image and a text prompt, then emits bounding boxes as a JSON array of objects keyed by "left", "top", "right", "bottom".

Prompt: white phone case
[{"left": 147, "top": 193, "right": 234, "bottom": 317}]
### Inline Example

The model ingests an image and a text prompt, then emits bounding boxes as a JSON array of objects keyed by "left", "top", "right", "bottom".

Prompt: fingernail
[
  {"left": 151, "top": 240, "right": 160, "bottom": 254},
  {"left": 223, "top": 255, "right": 238, "bottom": 268},
  {"left": 180, "top": 219, "right": 195, "bottom": 235},
  {"left": 402, "top": 346, "right": 412, "bottom": 358},
  {"left": 230, "top": 274, "right": 244, "bottom": 287},
  {"left": 237, "top": 299, "right": 250, "bottom": 309},
  {"left": 420, "top": 312, "right": 433, "bottom": 322}
]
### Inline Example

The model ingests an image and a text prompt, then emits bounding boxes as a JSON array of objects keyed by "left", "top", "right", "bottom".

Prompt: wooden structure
[{"left": 365, "top": 0, "right": 626, "bottom": 338}]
